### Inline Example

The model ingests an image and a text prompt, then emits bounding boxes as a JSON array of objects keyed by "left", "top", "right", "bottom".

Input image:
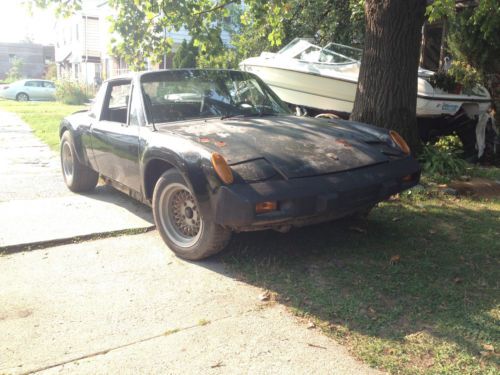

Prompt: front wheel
[
  {"left": 152, "top": 169, "right": 231, "bottom": 260},
  {"left": 60, "top": 131, "right": 99, "bottom": 192}
]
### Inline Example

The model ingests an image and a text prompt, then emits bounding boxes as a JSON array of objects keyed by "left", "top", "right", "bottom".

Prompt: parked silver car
[{"left": 0, "top": 79, "right": 56, "bottom": 101}]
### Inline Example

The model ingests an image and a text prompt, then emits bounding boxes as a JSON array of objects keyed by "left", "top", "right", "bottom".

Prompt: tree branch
[{"left": 193, "top": 0, "right": 236, "bottom": 16}]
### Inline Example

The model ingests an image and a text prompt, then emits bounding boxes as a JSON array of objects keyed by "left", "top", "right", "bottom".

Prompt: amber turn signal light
[
  {"left": 389, "top": 130, "right": 411, "bottom": 155},
  {"left": 402, "top": 174, "right": 413, "bottom": 182},
  {"left": 211, "top": 152, "right": 234, "bottom": 184},
  {"left": 255, "top": 201, "right": 278, "bottom": 214}
]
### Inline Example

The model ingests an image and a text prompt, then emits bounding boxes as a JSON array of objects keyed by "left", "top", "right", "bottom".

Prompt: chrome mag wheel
[
  {"left": 61, "top": 141, "right": 74, "bottom": 182},
  {"left": 159, "top": 182, "right": 203, "bottom": 248}
]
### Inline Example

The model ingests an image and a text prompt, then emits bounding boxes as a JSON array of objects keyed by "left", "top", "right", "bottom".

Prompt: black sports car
[{"left": 59, "top": 69, "right": 420, "bottom": 260}]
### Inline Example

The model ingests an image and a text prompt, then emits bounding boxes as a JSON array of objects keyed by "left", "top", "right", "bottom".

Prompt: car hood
[{"left": 158, "top": 115, "right": 396, "bottom": 178}]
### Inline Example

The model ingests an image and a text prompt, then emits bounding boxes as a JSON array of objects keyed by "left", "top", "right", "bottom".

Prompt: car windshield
[{"left": 140, "top": 70, "right": 290, "bottom": 124}]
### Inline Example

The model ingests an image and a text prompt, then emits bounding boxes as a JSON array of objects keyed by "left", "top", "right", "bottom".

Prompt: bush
[
  {"left": 5, "top": 57, "right": 24, "bottom": 83},
  {"left": 420, "top": 135, "right": 468, "bottom": 180},
  {"left": 55, "top": 80, "right": 89, "bottom": 105},
  {"left": 44, "top": 63, "right": 57, "bottom": 80}
]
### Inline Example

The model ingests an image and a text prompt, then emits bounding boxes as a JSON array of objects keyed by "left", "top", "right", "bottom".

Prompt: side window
[
  {"left": 109, "top": 84, "right": 130, "bottom": 109},
  {"left": 90, "top": 84, "right": 107, "bottom": 120},
  {"left": 25, "top": 81, "right": 41, "bottom": 87},
  {"left": 43, "top": 81, "right": 55, "bottom": 88},
  {"left": 101, "top": 81, "right": 131, "bottom": 123}
]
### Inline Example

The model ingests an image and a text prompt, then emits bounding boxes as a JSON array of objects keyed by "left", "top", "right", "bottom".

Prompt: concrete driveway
[
  {"left": 0, "top": 110, "right": 381, "bottom": 374},
  {"left": 0, "top": 110, "right": 153, "bottom": 250},
  {"left": 0, "top": 232, "right": 380, "bottom": 375}
]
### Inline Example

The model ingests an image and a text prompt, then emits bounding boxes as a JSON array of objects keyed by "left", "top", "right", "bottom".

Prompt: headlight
[
  {"left": 389, "top": 130, "right": 411, "bottom": 155},
  {"left": 211, "top": 152, "right": 234, "bottom": 184},
  {"left": 231, "top": 158, "right": 277, "bottom": 183}
]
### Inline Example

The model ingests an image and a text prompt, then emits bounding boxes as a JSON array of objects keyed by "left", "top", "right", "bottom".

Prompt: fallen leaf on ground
[
  {"left": 210, "top": 361, "right": 224, "bottom": 368},
  {"left": 307, "top": 321, "right": 316, "bottom": 329},
  {"left": 392, "top": 217, "right": 401, "bottom": 222},
  {"left": 453, "top": 277, "right": 463, "bottom": 284},
  {"left": 482, "top": 344, "right": 494, "bottom": 352},
  {"left": 429, "top": 229, "right": 437, "bottom": 234},
  {"left": 390, "top": 255, "right": 401, "bottom": 265},
  {"left": 349, "top": 226, "right": 367, "bottom": 234},
  {"left": 480, "top": 351, "right": 491, "bottom": 357},
  {"left": 258, "top": 290, "right": 271, "bottom": 301}
]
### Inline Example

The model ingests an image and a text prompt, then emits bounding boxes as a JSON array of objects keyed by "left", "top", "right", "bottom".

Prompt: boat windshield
[
  {"left": 277, "top": 38, "right": 361, "bottom": 65},
  {"left": 323, "top": 43, "right": 362, "bottom": 62},
  {"left": 140, "top": 70, "right": 290, "bottom": 124}
]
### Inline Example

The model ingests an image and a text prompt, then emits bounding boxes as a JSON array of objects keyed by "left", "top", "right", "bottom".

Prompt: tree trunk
[{"left": 350, "top": 0, "right": 426, "bottom": 153}]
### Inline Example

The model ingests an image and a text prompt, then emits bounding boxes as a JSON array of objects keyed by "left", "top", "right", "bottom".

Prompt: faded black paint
[{"left": 59, "top": 69, "right": 420, "bottom": 230}]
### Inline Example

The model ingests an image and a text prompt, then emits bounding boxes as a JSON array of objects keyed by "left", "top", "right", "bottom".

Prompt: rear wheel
[
  {"left": 153, "top": 169, "right": 231, "bottom": 260},
  {"left": 16, "top": 92, "right": 29, "bottom": 101},
  {"left": 60, "top": 131, "right": 99, "bottom": 192}
]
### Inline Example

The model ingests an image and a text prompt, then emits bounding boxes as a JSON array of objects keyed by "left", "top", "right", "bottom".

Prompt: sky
[{"left": 0, "top": 0, "right": 57, "bottom": 45}]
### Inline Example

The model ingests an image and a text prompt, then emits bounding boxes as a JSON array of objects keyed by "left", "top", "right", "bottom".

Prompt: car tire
[
  {"left": 60, "top": 131, "right": 99, "bottom": 192},
  {"left": 152, "top": 169, "right": 231, "bottom": 260},
  {"left": 16, "top": 92, "right": 29, "bottom": 101}
]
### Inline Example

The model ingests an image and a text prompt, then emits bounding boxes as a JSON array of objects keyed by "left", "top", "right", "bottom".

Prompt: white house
[
  {"left": 55, "top": 0, "right": 234, "bottom": 84},
  {"left": 54, "top": 0, "right": 102, "bottom": 84}
]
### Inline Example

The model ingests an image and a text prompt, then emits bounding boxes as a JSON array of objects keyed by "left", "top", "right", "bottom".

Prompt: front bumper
[{"left": 212, "top": 157, "right": 420, "bottom": 231}]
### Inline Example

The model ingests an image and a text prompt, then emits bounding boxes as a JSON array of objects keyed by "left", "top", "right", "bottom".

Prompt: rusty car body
[{"left": 59, "top": 69, "right": 420, "bottom": 260}]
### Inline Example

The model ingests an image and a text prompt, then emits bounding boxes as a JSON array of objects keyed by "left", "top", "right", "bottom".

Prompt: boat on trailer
[{"left": 239, "top": 38, "right": 491, "bottom": 119}]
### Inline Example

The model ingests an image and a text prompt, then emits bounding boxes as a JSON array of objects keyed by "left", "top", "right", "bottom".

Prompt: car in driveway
[
  {"left": 59, "top": 69, "right": 420, "bottom": 260},
  {"left": 0, "top": 79, "right": 56, "bottom": 101}
]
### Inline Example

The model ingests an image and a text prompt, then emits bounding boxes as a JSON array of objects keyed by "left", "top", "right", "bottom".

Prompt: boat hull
[
  {"left": 241, "top": 61, "right": 491, "bottom": 118},
  {"left": 242, "top": 63, "right": 357, "bottom": 113}
]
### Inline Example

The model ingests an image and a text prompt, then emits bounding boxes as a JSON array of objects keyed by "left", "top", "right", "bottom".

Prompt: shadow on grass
[{"left": 218, "top": 199, "right": 499, "bottom": 369}]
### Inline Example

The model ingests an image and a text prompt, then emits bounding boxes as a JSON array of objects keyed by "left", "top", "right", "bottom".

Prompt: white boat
[{"left": 239, "top": 38, "right": 491, "bottom": 118}]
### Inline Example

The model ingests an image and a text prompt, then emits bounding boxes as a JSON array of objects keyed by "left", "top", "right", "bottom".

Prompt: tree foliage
[
  {"left": 427, "top": 0, "right": 500, "bottom": 74},
  {"left": 172, "top": 40, "right": 198, "bottom": 69},
  {"left": 29, "top": 0, "right": 365, "bottom": 70},
  {"left": 5, "top": 58, "right": 25, "bottom": 83}
]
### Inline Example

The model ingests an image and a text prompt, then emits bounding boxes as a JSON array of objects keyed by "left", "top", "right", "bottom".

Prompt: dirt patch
[{"left": 449, "top": 178, "right": 500, "bottom": 199}]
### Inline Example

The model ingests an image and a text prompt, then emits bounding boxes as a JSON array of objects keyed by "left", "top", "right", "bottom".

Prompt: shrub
[
  {"left": 420, "top": 135, "right": 468, "bottom": 180},
  {"left": 447, "top": 61, "right": 483, "bottom": 93},
  {"left": 5, "top": 57, "right": 24, "bottom": 83},
  {"left": 44, "top": 63, "right": 57, "bottom": 80},
  {"left": 55, "top": 80, "right": 89, "bottom": 105}
]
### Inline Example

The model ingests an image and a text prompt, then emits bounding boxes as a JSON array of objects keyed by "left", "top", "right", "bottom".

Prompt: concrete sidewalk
[
  {"left": 0, "top": 232, "right": 381, "bottom": 375},
  {"left": 0, "top": 110, "right": 153, "bottom": 250}
]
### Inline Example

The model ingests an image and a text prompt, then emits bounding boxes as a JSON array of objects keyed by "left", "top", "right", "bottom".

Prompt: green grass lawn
[
  {"left": 222, "top": 190, "right": 500, "bottom": 374},
  {"left": 0, "top": 99, "right": 85, "bottom": 151}
]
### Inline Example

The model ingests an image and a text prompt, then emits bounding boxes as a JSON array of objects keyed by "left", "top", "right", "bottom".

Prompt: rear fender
[{"left": 59, "top": 119, "right": 91, "bottom": 166}]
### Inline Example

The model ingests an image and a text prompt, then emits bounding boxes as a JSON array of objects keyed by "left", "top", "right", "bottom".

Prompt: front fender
[{"left": 141, "top": 147, "right": 221, "bottom": 223}]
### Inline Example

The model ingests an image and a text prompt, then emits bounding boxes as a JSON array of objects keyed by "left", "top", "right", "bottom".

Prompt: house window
[{"left": 75, "top": 24, "right": 79, "bottom": 41}]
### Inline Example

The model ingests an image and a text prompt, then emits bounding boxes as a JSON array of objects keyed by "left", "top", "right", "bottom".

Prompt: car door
[
  {"left": 41, "top": 81, "right": 56, "bottom": 100},
  {"left": 23, "top": 81, "right": 43, "bottom": 100},
  {"left": 90, "top": 79, "right": 141, "bottom": 192}
]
